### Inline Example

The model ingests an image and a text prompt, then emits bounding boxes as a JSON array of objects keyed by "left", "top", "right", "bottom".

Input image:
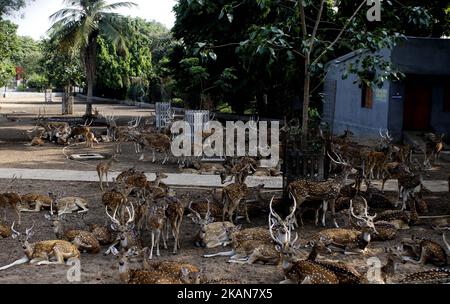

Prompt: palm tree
[{"left": 48, "top": 0, "right": 136, "bottom": 116}]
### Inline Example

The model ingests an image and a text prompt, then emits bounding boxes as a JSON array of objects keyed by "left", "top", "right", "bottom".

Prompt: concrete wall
[
  {"left": 430, "top": 83, "right": 450, "bottom": 134},
  {"left": 324, "top": 50, "right": 391, "bottom": 139},
  {"left": 325, "top": 38, "right": 450, "bottom": 139},
  {"left": 392, "top": 38, "right": 450, "bottom": 75}
]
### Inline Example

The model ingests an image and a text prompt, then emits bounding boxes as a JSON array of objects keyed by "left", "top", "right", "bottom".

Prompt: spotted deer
[
  {"left": 50, "top": 192, "right": 89, "bottom": 215},
  {"left": 399, "top": 269, "right": 450, "bottom": 284},
  {"left": 105, "top": 204, "right": 141, "bottom": 255},
  {"left": 399, "top": 235, "right": 448, "bottom": 267},
  {"left": 20, "top": 193, "right": 53, "bottom": 212},
  {"left": 309, "top": 226, "right": 372, "bottom": 255},
  {"left": 222, "top": 182, "right": 249, "bottom": 224},
  {"left": 89, "top": 224, "right": 114, "bottom": 245},
  {"left": 188, "top": 200, "right": 229, "bottom": 248},
  {"left": 118, "top": 251, "right": 195, "bottom": 284},
  {"left": 424, "top": 133, "right": 445, "bottom": 166},
  {"left": 0, "top": 176, "right": 23, "bottom": 224},
  {"left": 288, "top": 152, "right": 356, "bottom": 228},
  {"left": 271, "top": 223, "right": 339, "bottom": 284},
  {"left": 97, "top": 154, "right": 119, "bottom": 190},
  {"left": 146, "top": 201, "right": 168, "bottom": 259},
  {"left": 160, "top": 195, "right": 184, "bottom": 254},
  {"left": 138, "top": 133, "right": 171, "bottom": 164},
  {"left": 0, "top": 221, "right": 11, "bottom": 239},
  {"left": 0, "top": 222, "right": 80, "bottom": 271},
  {"left": 45, "top": 213, "right": 100, "bottom": 254}
]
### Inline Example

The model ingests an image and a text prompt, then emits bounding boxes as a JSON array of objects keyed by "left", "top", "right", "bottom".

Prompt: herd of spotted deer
[{"left": 0, "top": 113, "right": 449, "bottom": 284}]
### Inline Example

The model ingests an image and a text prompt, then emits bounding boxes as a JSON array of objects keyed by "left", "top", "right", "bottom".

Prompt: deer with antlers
[
  {"left": 0, "top": 222, "right": 80, "bottom": 271},
  {"left": 288, "top": 152, "right": 356, "bottom": 228},
  {"left": 105, "top": 203, "right": 141, "bottom": 255},
  {"left": 202, "top": 197, "right": 292, "bottom": 265},
  {"left": 188, "top": 200, "right": 233, "bottom": 248}
]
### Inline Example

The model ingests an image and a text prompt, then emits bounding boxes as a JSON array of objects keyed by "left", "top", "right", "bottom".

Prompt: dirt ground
[
  {"left": 0, "top": 97, "right": 449, "bottom": 284},
  {"left": 0, "top": 180, "right": 448, "bottom": 284}
]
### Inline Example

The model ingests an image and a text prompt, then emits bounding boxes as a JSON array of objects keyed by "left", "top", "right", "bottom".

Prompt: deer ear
[
  {"left": 11, "top": 234, "right": 18, "bottom": 240},
  {"left": 275, "top": 245, "right": 281, "bottom": 252},
  {"left": 44, "top": 214, "right": 51, "bottom": 221}
]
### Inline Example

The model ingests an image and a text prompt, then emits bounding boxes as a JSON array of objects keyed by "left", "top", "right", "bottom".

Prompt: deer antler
[
  {"left": 106, "top": 206, "right": 121, "bottom": 226},
  {"left": 269, "top": 196, "right": 284, "bottom": 225},
  {"left": 350, "top": 199, "right": 378, "bottom": 234},
  {"left": 10, "top": 222, "right": 20, "bottom": 236},
  {"left": 188, "top": 201, "right": 202, "bottom": 221},
  {"left": 443, "top": 233, "right": 450, "bottom": 253},
  {"left": 126, "top": 203, "right": 135, "bottom": 225}
]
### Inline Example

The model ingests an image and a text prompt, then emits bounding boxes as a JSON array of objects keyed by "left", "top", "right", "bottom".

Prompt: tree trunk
[
  {"left": 62, "top": 85, "right": 74, "bottom": 115},
  {"left": 83, "top": 38, "right": 97, "bottom": 117},
  {"left": 302, "top": 55, "right": 311, "bottom": 142}
]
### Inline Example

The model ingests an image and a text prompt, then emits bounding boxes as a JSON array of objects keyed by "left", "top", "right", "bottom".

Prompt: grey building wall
[
  {"left": 324, "top": 50, "right": 391, "bottom": 139},
  {"left": 325, "top": 37, "right": 450, "bottom": 139},
  {"left": 392, "top": 38, "right": 450, "bottom": 75}
]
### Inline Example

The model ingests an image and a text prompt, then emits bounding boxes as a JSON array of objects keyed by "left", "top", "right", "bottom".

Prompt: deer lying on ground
[
  {"left": 0, "top": 221, "right": 11, "bottom": 239},
  {"left": 89, "top": 224, "right": 114, "bottom": 245},
  {"left": 50, "top": 192, "right": 89, "bottom": 215},
  {"left": 0, "top": 222, "right": 80, "bottom": 271},
  {"left": 46, "top": 212, "right": 100, "bottom": 254},
  {"left": 349, "top": 198, "right": 397, "bottom": 242},
  {"left": 202, "top": 197, "right": 293, "bottom": 265},
  {"left": 399, "top": 234, "right": 448, "bottom": 267},
  {"left": 188, "top": 200, "right": 234, "bottom": 248},
  {"left": 118, "top": 250, "right": 196, "bottom": 284},
  {"left": 20, "top": 193, "right": 53, "bottom": 212},
  {"left": 105, "top": 204, "right": 141, "bottom": 255}
]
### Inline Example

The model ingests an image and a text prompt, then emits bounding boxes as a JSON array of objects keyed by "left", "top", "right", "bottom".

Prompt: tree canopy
[{"left": 167, "top": 0, "right": 450, "bottom": 122}]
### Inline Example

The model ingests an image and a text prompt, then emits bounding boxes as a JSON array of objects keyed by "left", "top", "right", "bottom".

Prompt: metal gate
[{"left": 155, "top": 102, "right": 173, "bottom": 129}]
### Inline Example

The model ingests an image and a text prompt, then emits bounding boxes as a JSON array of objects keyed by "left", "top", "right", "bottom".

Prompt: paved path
[
  {"left": 0, "top": 168, "right": 448, "bottom": 192},
  {"left": 0, "top": 168, "right": 283, "bottom": 189}
]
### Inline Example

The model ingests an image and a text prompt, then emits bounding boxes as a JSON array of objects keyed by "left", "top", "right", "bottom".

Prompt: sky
[{"left": 6, "top": 0, "right": 177, "bottom": 40}]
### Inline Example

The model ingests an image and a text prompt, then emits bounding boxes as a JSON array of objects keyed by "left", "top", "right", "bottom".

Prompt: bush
[{"left": 26, "top": 74, "right": 48, "bottom": 91}]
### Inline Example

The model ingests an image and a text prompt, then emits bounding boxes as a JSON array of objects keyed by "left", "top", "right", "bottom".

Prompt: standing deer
[
  {"left": 288, "top": 152, "right": 356, "bottom": 228},
  {"left": 97, "top": 154, "right": 119, "bottom": 190}
]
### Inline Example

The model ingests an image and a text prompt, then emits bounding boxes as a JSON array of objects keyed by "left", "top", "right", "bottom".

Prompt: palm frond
[
  {"left": 49, "top": 8, "right": 84, "bottom": 22},
  {"left": 100, "top": 1, "right": 137, "bottom": 12}
]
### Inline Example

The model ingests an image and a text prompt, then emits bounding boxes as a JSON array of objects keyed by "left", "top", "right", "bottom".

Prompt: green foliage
[
  {"left": 39, "top": 38, "right": 84, "bottom": 89},
  {"left": 0, "top": 58, "right": 15, "bottom": 87},
  {"left": 95, "top": 17, "right": 173, "bottom": 101},
  {"left": 11, "top": 36, "right": 44, "bottom": 78},
  {"left": 0, "top": 20, "right": 18, "bottom": 87},
  {"left": 169, "top": 0, "right": 450, "bottom": 118},
  {"left": 26, "top": 73, "right": 47, "bottom": 91},
  {"left": 0, "top": 0, "right": 29, "bottom": 18}
]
